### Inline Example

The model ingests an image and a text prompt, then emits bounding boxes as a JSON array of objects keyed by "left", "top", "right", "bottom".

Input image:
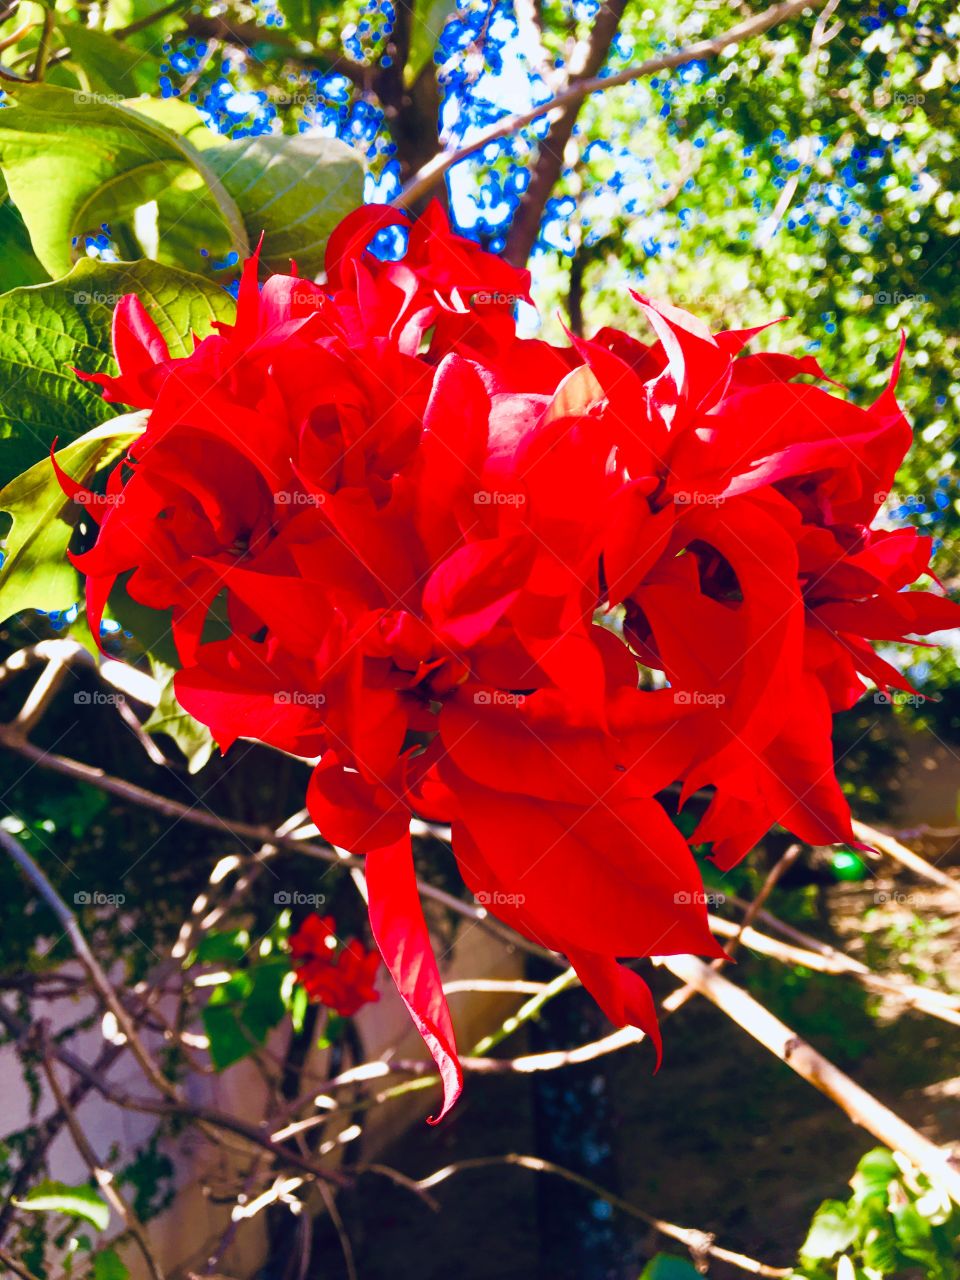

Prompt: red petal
[
  {"left": 307, "top": 752, "right": 409, "bottom": 853},
  {"left": 568, "top": 949, "right": 663, "bottom": 1069},
  {"left": 365, "top": 835, "right": 463, "bottom": 1122}
]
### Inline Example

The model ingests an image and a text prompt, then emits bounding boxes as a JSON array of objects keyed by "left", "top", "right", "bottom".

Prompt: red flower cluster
[
  {"left": 63, "top": 203, "right": 959, "bottom": 1120},
  {"left": 289, "top": 913, "right": 381, "bottom": 1017}
]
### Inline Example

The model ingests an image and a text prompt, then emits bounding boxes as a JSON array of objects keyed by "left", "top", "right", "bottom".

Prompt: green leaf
[
  {"left": 892, "top": 1199, "right": 938, "bottom": 1267},
  {"left": 201, "top": 958, "right": 290, "bottom": 1070},
  {"left": 289, "top": 980, "right": 309, "bottom": 1034},
  {"left": 0, "top": 176, "right": 48, "bottom": 292},
  {"left": 123, "top": 107, "right": 364, "bottom": 276},
  {"left": 194, "top": 929, "right": 251, "bottom": 966},
  {"left": 14, "top": 1180, "right": 110, "bottom": 1231},
  {"left": 144, "top": 662, "right": 215, "bottom": 774},
  {"left": 0, "top": 85, "right": 362, "bottom": 280},
  {"left": 201, "top": 1001, "right": 258, "bottom": 1072},
  {"left": 0, "top": 84, "right": 248, "bottom": 278},
  {"left": 406, "top": 0, "right": 457, "bottom": 81},
  {"left": 639, "top": 1254, "right": 703, "bottom": 1280},
  {"left": 274, "top": 0, "right": 322, "bottom": 43},
  {"left": 93, "top": 1249, "right": 130, "bottom": 1280},
  {"left": 105, "top": 580, "right": 179, "bottom": 668},
  {"left": 201, "top": 132, "right": 364, "bottom": 277},
  {"left": 0, "top": 256, "right": 234, "bottom": 484},
  {"left": 58, "top": 23, "right": 160, "bottom": 97},
  {"left": 242, "top": 956, "right": 290, "bottom": 1042},
  {"left": 853, "top": 1149, "right": 899, "bottom": 1199},
  {"left": 0, "top": 412, "right": 146, "bottom": 622},
  {"left": 317, "top": 1012, "right": 347, "bottom": 1048},
  {"left": 103, "top": 0, "right": 167, "bottom": 31},
  {"left": 859, "top": 1212, "right": 900, "bottom": 1274},
  {"left": 800, "top": 1201, "right": 858, "bottom": 1262}
]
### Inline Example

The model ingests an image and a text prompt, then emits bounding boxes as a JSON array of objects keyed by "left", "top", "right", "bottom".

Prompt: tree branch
[
  {"left": 396, "top": 0, "right": 830, "bottom": 214},
  {"left": 0, "top": 1005, "right": 351, "bottom": 1188},
  {"left": 658, "top": 954, "right": 960, "bottom": 1206},
  {"left": 416, "top": 1154, "right": 791, "bottom": 1276},
  {"left": 0, "top": 729, "right": 555, "bottom": 961},
  {"left": 504, "top": 0, "right": 628, "bottom": 266},
  {"left": 179, "top": 14, "right": 368, "bottom": 85},
  {"left": 852, "top": 818, "right": 960, "bottom": 910}
]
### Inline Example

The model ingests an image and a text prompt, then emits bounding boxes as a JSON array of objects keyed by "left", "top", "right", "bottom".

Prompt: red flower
[
  {"left": 289, "top": 913, "right": 381, "bottom": 1018},
  {"left": 63, "top": 204, "right": 959, "bottom": 1122}
]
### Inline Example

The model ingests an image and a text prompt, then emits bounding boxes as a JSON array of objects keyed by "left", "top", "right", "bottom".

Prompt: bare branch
[
  {"left": 706, "top": 914, "right": 960, "bottom": 1027},
  {"left": 664, "top": 843, "right": 803, "bottom": 1013},
  {"left": 0, "top": 1248, "right": 44, "bottom": 1280},
  {"left": 0, "top": 730, "right": 556, "bottom": 961},
  {"left": 180, "top": 14, "right": 368, "bottom": 85},
  {"left": 658, "top": 954, "right": 960, "bottom": 1206},
  {"left": 504, "top": 0, "right": 628, "bottom": 266},
  {"left": 852, "top": 819, "right": 960, "bottom": 909}
]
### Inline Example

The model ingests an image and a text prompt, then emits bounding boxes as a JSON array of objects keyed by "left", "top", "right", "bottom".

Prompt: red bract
[
  {"left": 62, "top": 202, "right": 960, "bottom": 1121},
  {"left": 289, "top": 913, "right": 381, "bottom": 1017}
]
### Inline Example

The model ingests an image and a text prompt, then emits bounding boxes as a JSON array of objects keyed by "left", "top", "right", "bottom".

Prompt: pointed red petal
[{"left": 365, "top": 835, "right": 463, "bottom": 1122}]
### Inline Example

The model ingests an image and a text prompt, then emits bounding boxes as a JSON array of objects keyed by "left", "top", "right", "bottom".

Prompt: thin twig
[
  {"left": 707, "top": 914, "right": 960, "bottom": 1026},
  {"left": 415, "top": 1154, "right": 791, "bottom": 1276},
  {"left": 318, "top": 1182, "right": 358, "bottom": 1280},
  {"left": 29, "top": 4, "right": 53, "bottom": 80},
  {"left": 756, "top": 0, "right": 841, "bottom": 245},
  {"left": 0, "top": 730, "right": 555, "bottom": 961},
  {"left": 664, "top": 843, "right": 802, "bottom": 1013},
  {"left": 0, "top": 1005, "right": 351, "bottom": 1187}
]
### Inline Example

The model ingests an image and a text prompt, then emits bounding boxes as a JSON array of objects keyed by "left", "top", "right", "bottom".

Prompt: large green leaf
[
  {"left": 89, "top": 112, "right": 364, "bottom": 278},
  {"left": 0, "top": 85, "right": 364, "bottom": 280},
  {"left": 58, "top": 22, "right": 161, "bottom": 98},
  {"left": 0, "top": 84, "right": 249, "bottom": 278},
  {"left": 0, "top": 256, "right": 234, "bottom": 484},
  {"left": 203, "top": 132, "right": 364, "bottom": 276},
  {"left": 0, "top": 176, "right": 49, "bottom": 292},
  {"left": 0, "top": 412, "right": 146, "bottom": 622},
  {"left": 14, "top": 1179, "right": 110, "bottom": 1231}
]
